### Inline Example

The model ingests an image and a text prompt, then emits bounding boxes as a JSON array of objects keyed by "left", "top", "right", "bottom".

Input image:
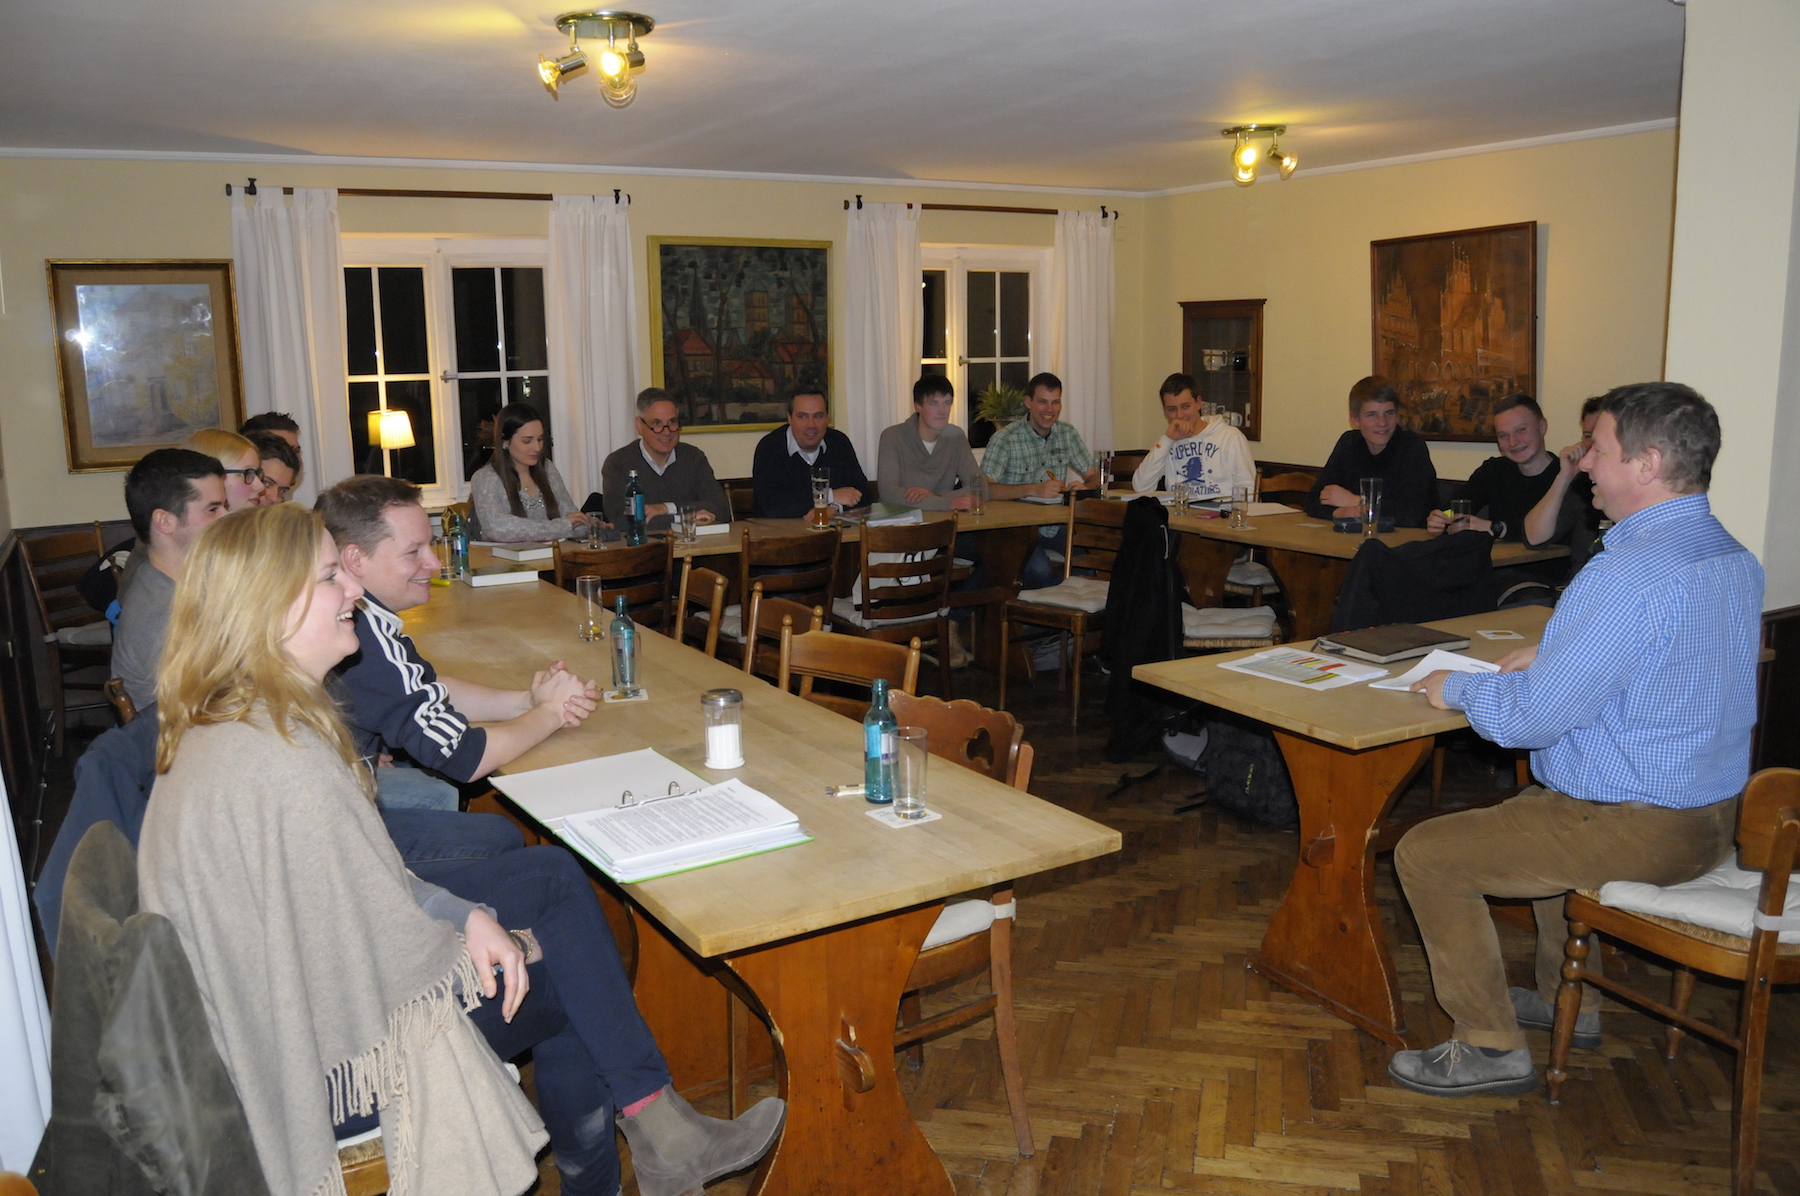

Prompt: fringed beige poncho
[{"left": 138, "top": 717, "right": 547, "bottom": 1196}]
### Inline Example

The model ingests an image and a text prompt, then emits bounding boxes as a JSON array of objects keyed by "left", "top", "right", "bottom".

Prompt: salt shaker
[{"left": 701, "top": 688, "right": 745, "bottom": 769}]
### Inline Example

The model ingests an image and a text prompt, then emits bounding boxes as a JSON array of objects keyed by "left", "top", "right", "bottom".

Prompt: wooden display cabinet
[{"left": 1179, "top": 298, "right": 1265, "bottom": 442}]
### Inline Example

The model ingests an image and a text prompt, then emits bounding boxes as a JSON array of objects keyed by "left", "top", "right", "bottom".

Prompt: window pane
[
  {"left": 921, "top": 270, "right": 946, "bottom": 361},
  {"left": 965, "top": 271, "right": 996, "bottom": 360},
  {"left": 999, "top": 272, "right": 1030, "bottom": 359},
  {"left": 451, "top": 268, "right": 501, "bottom": 374},
  {"left": 348, "top": 381, "right": 381, "bottom": 474},
  {"left": 502, "top": 268, "right": 548, "bottom": 372},
  {"left": 459, "top": 377, "right": 503, "bottom": 481},
  {"left": 965, "top": 361, "right": 996, "bottom": 449},
  {"left": 506, "top": 374, "right": 551, "bottom": 411},
  {"left": 378, "top": 268, "right": 429, "bottom": 375},
  {"left": 344, "top": 269, "right": 376, "bottom": 376},
  {"left": 1000, "top": 360, "right": 1030, "bottom": 390},
  {"left": 384, "top": 379, "right": 437, "bottom": 486}
]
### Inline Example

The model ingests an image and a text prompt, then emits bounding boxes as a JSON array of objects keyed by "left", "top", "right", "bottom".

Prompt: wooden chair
[
  {"left": 20, "top": 526, "right": 114, "bottom": 756},
  {"left": 1547, "top": 768, "right": 1800, "bottom": 1196},
  {"left": 832, "top": 518, "right": 956, "bottom": 699},
  {"left": 674, "top": 559, "right": 730, "bottom": 656},
  {"left": 714, "top": 529, "right": 840, "bottom": 669},
  {"left": 553, "top": 539, "right": 673, "bottom": 630},
  {"left": 1221, "top": 468, "right": 1318, "bottom": 606},
  {"left": 886, "top": 690, "right": 1035, "bottom": 1157},
  {"left": 996, "top": 498, "right": 1125, "bottom": 721},
  {"left": 944, "top": 510, "right": 1008, "bottom": 666},
  {"left": 1105, "top": 450, "right": 1147, "bottom": 490},
  {"left": 777, "top": 626, "right": 920, "bottom": 720},
  {"left": 741, "top": 582, "right": 823, "bottom": 679},
  {"left": 722, "top": 478, "right": 757, "bottom": 520},
  {"left": 103, "top": 677, "right": 137, "bottom": 725}
]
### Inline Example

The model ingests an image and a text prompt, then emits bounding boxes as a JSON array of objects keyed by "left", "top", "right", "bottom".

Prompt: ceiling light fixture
[
  {"left": 539, "top": 10, "right": 653, "bottom": 107},
  {"left": 1221, "top": 124, "right": 1297, "bottom": 187}
]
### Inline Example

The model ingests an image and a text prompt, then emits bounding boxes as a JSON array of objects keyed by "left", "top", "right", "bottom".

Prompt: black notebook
[{"left": 1313, "top": 624, "right": 1472, "bottom": 664}]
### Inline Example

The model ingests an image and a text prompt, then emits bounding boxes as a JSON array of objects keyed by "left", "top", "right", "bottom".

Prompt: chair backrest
[
  {"left": 104, "top": 678, "right": 137, "bottom": 725},
  {"left": 1257, "top": 468, "right": 1319, "bottom": 506},
  {"left": 20, "top": 526, "right": 109, "bottom": 636},
  {"left": 778, "top": 627, "right": 920, "bottom": 719},
  {"left": 888, "top": 691, "right": 1027, "bottom": 789},
  {"left": 1737, "top": 768, "right": 1800, "bottom": 874},
  {"left": 743, "top": 582, "right": 823, "bottom": 676},
  {"left": 675, "top": 559, "right": 730, "bottom": 655},
  {"left": 1068, "top": 498, "right": 1128, "bottom": 581},
  {"left": 555, "top": 539, "right": 673, "bottom": 626},
  {"left": 740, "top": 529, "right": 840, "bottom": 612},
  {"left": 1106, "top": 451, "right": 1147, "bottom": 489},
  {"left": 850, "top": 518, "right": 956, "bottom": 628},
  {"left": 722, "top": 478, "right": 757, "bottom": 520}
]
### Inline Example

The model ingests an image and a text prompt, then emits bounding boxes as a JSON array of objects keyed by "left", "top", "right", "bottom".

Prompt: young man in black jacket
[
  {"left": 750, "top": 385, "right": 870, "bottom": 517},
  {"left": 1428, "top": 392, "right": 1560, "bottom": 543},
  {"left": 1304, "top": 377, "right": 1439, "bottom": 527}
]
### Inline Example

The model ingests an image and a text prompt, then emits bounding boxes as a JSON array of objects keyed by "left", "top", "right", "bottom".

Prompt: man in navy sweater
[{"left": 751, "top": 385, "right": 870, "bottom": 517}]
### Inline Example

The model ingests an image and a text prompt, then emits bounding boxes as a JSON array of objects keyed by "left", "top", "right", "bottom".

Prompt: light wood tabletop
[
  {"left": 1164, "top": 507, "right": 1569, "bottom": 566},
  {"left": 1132, "top": 604, "right": 1553, "bottom": 751},
  {"left": 405, "top": 577, "right": 1120, "bottom": 958}
]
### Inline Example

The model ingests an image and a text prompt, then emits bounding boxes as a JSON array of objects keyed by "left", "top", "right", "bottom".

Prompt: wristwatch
[{"left": 1490, "top": 521, "right": 1508, "bottom": 541}]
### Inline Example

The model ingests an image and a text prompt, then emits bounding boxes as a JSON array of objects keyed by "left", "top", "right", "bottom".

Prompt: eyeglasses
[
  {"left": 224, "top": 467, "right": 267, "bottom": 486},
  {"left": 640, "top": 418, "right": 681, "bottom": 434}
]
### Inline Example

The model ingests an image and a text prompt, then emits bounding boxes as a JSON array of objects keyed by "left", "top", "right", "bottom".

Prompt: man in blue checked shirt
[
  {"left": 1386, "top": 382, "right": 1762, "bottom": 1099},
  {"left": 980, "top": 372, "right": 1101, "bottom": 588}
]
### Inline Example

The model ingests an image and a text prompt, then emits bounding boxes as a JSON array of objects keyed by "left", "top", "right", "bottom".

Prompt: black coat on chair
[
  {"left": 1102, "top": 497, "right": 1184, "bottom": 762},
  {"left": 1329, "top": 530, "right": 1501, "bottom": 633}
]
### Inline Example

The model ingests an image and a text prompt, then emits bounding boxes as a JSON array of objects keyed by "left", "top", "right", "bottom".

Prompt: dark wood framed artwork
[
  {"left": 47, "top": 259, "right": 245, "bottom": 472},
  {"left": 1370, "top": 222, "right": 1536, "bottom": 443},
  {"left": 647, "top": 238, "right": 830, "bottom": 434}
]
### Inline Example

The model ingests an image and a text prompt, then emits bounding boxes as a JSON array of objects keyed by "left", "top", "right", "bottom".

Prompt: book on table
[
  {"left": 1312, "top": 624, "right": 1473, "bottom": 664},
  {"left": 864, "top": 502, "right": 925, "bottom": 526},
  {"left": 486, "top": 747, "right": 810, "bottom": 882},
  {"left": 483, "top": 541, "right": 555, "bottom": 562},
  {"left": 461, "top": 563, "right": 543, "bottom": 588}
]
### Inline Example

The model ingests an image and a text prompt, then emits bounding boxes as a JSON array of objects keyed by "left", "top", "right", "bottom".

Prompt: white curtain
[
  {"left": 0, "top": 768, "right": 51, "bottom": 1171},
  {"left": 545, "top": 195, "right": 639, "bottom": 499},
  {"left": 1049, "top": 209, "right": 1117, "bottom": 453},
  {"left": 843, "top": 203, "right": 922, "bottom": 472},
  {"left": 230, "top": 188, "right": 351, "bottom": 505}
]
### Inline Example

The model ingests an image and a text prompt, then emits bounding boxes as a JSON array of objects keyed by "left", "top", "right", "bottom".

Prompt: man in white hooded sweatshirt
[{"left": 1132, "top": 373, "right": 1257, "bottom": 500}]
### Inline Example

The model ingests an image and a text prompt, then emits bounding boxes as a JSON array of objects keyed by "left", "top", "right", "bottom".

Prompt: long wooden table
[
  {"left": 1131, "top": 605, "right": 1552, "bottom": 1047},
  {"left": 405, "top": 578, "right": 1120, "bottom": 1195}
]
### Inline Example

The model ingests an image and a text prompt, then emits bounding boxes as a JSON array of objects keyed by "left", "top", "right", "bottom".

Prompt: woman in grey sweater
[{"left": 469, "top": 403, "right": 597, "bottom": 541}]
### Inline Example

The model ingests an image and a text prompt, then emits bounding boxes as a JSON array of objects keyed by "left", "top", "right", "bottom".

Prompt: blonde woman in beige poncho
[{"left": 139, "top": 505, "right": 783, "bottom": 1196}]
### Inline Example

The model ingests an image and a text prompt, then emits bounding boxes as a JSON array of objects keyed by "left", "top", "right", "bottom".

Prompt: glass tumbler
[
  {"left": 1230, "top": 484, "right": 1253, "bottom": 530},
  {"left": 678, "top": 502, "right": 702, "bottom": 543},
  {"left": 702, "top": 688, "right": 745, "bottom": 769},
  {"left": 894, "top": 726, "right": 929, "bottom": 821},
  {"left": 576, "top": 575, "right": 605, "bottom": 641},
  {"left": 1359, "top": 477, "right": 1384, "bottom": 539},
  {"left": 1451, "top": 498, "right": 1474, "bottom": 532}
]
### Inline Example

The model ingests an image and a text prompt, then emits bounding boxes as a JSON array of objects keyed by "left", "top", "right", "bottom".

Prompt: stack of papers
[
  {"left": 1218, "top": 646, "right": 1388, "bottom": 690},
  {"left": 866, "top": 502, "right": 926, "bottom": 526},
  {"left": 482, "top": 541, "right": 555, "bottom": 562},
  {"left": 1367, "top": 649, "right": 1500, "bottom": 690}
]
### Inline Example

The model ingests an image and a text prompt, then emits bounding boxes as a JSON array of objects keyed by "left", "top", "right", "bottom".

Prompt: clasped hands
[
  {"left": 1408, "top": 645, "right": 1538, "bottom": 709},
  {"left": 530, "top": 660, "right": 601, "bottom": 727}
]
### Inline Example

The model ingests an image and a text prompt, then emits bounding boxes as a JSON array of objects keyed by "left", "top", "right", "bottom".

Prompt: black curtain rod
[
  {"left": 226, "top": 179, "right": 629, "bottom": 203},
  {"left": 840, "top": 194, "right": 1118, "bottom": 220}
]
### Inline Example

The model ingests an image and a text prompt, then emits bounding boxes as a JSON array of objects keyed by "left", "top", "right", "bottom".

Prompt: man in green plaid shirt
[{"left": 981, "top": 372, "right": 1100, "bottom": 588}]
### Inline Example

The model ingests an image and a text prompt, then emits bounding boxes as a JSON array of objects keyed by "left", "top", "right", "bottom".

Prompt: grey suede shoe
[
  {"left": 1510, "top": 985, "right": 1601, "bottom": 1049},
  {"left": 1387, "top": 1039, "right": 1538, "bottom": 1097},
  {"left": 617, "top": 1085, "right": 785, "bottom": 1196}
]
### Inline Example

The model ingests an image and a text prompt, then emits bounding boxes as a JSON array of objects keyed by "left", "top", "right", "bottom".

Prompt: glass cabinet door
[{"left": 1179, "top": 298, "right": 1265, "bottom": 442}]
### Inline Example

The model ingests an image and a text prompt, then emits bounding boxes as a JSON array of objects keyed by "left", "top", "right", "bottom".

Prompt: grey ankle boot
[
  {"left": 1510, "top": 986, "right": 1601, "bottom": 1049},
  {"left": 617, "top": 1086, "right": 785, "bottom": 1196}
]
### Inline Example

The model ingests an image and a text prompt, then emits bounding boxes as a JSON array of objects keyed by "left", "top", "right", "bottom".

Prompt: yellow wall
[
  {"left": 0, "top": 156, "right": 1146, "bottom": 526},
  {"left": 0, "top": 131, "right": 1677, "bottom": 527},
  {"left": 1133, "top": 129, "right": 1678, "bottom": 479}
]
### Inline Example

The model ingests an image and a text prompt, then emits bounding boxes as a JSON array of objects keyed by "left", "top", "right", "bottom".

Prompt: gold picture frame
[
  {"left": 48, "top": 259, "right": 245, "bottom": 472},
  {"left": 647, "top": 237, "right": 830, "bottom": 434}
]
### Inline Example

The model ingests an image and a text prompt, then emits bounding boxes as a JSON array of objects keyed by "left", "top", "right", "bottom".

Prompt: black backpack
[{"left": 1165, "top": 710, "right": 1298, "bottom": 828}]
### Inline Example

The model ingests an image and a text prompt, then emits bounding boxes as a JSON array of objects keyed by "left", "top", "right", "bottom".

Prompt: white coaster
[
  {"left": 603, "top": 688, "right": 650, "bottom": 703},
  {"left": 865, "top": 806, "right": 942, "bottom": 829},
  {"left": 1475, "top": 629, "right": 1525, "bottom": 641}
]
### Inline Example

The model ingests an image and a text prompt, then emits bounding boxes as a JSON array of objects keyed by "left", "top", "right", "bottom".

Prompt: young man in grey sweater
[
  {"left": 600, "top": 388, "right": 732, "bottom": 533},
  {"left": 876, "top": 374, "right": 989, "bottom": 510}
]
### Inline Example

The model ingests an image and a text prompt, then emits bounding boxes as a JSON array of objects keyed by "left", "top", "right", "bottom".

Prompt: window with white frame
[
  {"left": 340, "top": 236, "right": 551, "bottom": 506},
  {"left": 919, "top": 245, "right": 1049, "bottom": 448}
]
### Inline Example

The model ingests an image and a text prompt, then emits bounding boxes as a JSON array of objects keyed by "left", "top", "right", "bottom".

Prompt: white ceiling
[{"left": 0, "top": 0, "right": 1686, "bottom": 193}]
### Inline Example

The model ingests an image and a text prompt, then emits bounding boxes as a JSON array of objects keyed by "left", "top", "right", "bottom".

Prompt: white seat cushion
[
  {"left": 1181, "top": 603, "right": 1277, "bottom": 640},
  {"left": 693, "top": 603, "right": 744, "bottom": 642},
  {"left": 1016, "top": 576, "right": 1109, "bottom": 613},
  {"left": 53, "top": 621, "right": 113, "bottom": 647},
  {"left": 1227, "top": 560, "right": 1277, "bottom": 588},
  {"left": 922, "top": 898, "right": 1007, "bottom": 951},
  {"left": 832, "top": 596, "right": 940, "bottom": 630},
  {"left": 1600, "top": 854, "right": 1800, "bottom": 943}
]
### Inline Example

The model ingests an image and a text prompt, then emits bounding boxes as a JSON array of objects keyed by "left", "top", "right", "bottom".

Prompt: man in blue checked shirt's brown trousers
[{"left": 1387, "top": 382, "right": 1763, "bottom": 1098}]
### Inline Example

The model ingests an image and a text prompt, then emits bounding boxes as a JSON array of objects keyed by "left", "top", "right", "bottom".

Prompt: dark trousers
[
  {"left": 432, "top": 847, "right": 672, "bottom": 1195},
  {"left": 1018, "top": 526, "right": 1069, "bottom": 590},
  {"left": 379, "top": 808, "right": 523, "bottom": 881}
]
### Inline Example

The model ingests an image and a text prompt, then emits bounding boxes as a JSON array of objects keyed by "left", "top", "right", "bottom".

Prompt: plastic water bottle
[
  {"left": 445, "top": 508, "right": 470, "bottom": 577},
  {"left": 625, "top": 470, "right": 646, "bottom": 546},
  {"left": 863, "top": 678, "right": 897, "bottom": 804},
  {"left": 610, "top": 594, "right": 641, "bottom": 697}
]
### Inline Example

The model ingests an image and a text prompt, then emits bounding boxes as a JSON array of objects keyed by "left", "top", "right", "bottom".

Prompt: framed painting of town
[
  {"left": 1370, "top": 222, "right": 1536, "bottom": 442},
  {"left": 648, "top": 238, "right": 830, "bottom": 433},
  {"left": 48, "top": 260, "right": 244, "bottom": 472}
]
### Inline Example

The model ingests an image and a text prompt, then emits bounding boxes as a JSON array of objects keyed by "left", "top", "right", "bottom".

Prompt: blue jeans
[
  {"left": 374, "top": 763, "right": 462, "bottom": 811},
  {"left": 1019, "top": 526, "right": 1069, "bottom": 591},
  {"left": 430, "top": 847, "right": 672, "bottom": 1196},
  {"left": 378, "top": 808, "right": 524, "bottom": 883}
]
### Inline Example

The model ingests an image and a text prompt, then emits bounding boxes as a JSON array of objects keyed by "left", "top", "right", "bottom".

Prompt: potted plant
[{"left": 974, "top": 382, "right": 1028, "bottom": 428}]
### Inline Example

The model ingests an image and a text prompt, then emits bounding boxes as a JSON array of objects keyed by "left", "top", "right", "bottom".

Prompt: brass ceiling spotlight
[
  {"left": 540, "top": 10, "right": 653, "bottom": 106},
  {"left": 1221, "top": 125, "right": 1297, "bottom": 186}
]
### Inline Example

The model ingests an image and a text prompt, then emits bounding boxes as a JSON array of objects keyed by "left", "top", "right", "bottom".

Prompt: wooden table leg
[
  {"left": 726, "top": 904, "right": 951, "bottom": 1196},
  {"left": 972, "top": 526, "right": 1038, "bottom": 672},
  {"left": 1254, "top": 731, "right": 1433, "bottom": 1047},
  {"left": 1175, "top": 534, "right": 1239, "bottom": 608},
  {"left": 1261, "top": 550, "right": 1350, "bottom": 641}
]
